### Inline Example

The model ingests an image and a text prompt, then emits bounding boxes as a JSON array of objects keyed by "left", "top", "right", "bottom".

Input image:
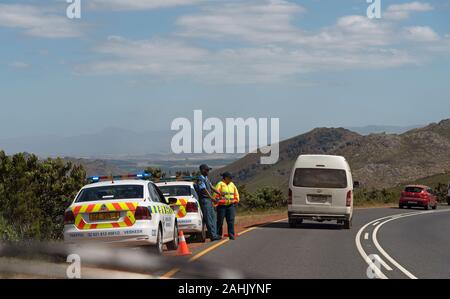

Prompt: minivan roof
[{"left": 294, "top": 155, "right": 349, "bottom": 169}]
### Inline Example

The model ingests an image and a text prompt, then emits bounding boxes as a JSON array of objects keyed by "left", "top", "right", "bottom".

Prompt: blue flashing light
[{"left": 87, "top": 172, "right": 151, "bottom": 184}]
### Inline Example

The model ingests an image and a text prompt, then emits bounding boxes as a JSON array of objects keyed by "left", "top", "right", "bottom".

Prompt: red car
[{"left": 399, "top": 185, "right": 438, "bottom": 210}]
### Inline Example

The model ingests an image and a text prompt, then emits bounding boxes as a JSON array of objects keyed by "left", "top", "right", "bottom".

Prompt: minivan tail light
[
  {"left": 346, "top": 190, "right": 352, "bottom": 207},
  {"left": 186, "top": 202, "right": 198, "bottom": 213},
  {"left": 135, "top": 206, "right": 152, "bottom": 220},
  {"left": 64, "top": 211, "right": 75, "bottom": 225},
  {"left": 288, "top": 189, "right": 293, "bottom": 205}
]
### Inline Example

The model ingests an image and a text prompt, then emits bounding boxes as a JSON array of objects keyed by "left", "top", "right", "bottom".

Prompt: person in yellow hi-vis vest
[{"left": 215, "top": 172, "right": 239, "bottom": 240}]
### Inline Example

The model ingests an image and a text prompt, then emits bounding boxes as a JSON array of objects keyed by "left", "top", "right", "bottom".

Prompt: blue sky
[{"left": 0, "top": 0, "right": 449, "bottom": 140}]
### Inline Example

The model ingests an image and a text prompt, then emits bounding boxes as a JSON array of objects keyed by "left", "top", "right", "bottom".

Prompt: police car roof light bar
[{"left": 88, "top": 172, "right": 151, "bottom": 183}]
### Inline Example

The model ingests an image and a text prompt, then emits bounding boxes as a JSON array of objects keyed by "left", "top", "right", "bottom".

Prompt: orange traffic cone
[{"left": 177, "top": 231, "right": 192, "bottom": 256}]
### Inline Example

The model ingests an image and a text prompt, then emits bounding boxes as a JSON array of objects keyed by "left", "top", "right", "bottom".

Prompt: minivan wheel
[
  {"left": 343, "top": 219, "right": 352, "bottom": 229},
  {"left": 288, "top": 219, "right": 297, "bottom": 228},
  {"left": 432, "top": 204, "right": 437, "bottom": 210}
]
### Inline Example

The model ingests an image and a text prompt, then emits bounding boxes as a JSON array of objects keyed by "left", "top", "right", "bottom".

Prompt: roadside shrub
[
  {"left": 238, "top": 185, "right": 286, "bottom": 210},
  {"left": 0, "top": 216, "right": 18, "bottom": 242},
  {"left": 354, "top": 188, "right": 399, "bottom": 206},
  {"left": 433, "top": 183, "right": 448, "bottom": 203},
  {"left": 0, "top": 151, "right": 86, "bottom": 241}
]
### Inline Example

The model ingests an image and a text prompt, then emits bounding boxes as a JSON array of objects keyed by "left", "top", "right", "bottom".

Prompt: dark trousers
[
  {"left": 199, "top": 198, "right": 219, "bottom": 240},
  {"left": 217, "top": 205, "right": 236, "bottom": 239}
]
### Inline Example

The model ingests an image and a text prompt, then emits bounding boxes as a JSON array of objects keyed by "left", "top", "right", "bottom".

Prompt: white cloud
[
  {"left": 404, "top": 26, "right": 439, "bottom": 42},
  {"left": 89, "top": 0, "right": 202, "bottom": 11},
  {"left": 385, "top": 2, "right": 433, "bottom": 20},
  {"left": 78, "top": 36, "right": 417, "bottom": 84},
  {"left": 78, "top": 0, "right": 445, "bottom": 83},
  {"left": 78, "top": 37, "right": 211, "bottom": 78},
  {"left": 177, "top": 0, "right": 305, "bottom": 43},
  {"left": 0, "top": 4, "right": 82, "bottom": 38},
  {"left": 9, "top": 62, "right": 31, "bottom": 69},
  {"left": 177, "top": 2, "right": 393, "bottom": 50}
]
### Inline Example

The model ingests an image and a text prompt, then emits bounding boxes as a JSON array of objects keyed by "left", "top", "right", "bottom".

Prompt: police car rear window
[
  {"left": 159, "top": 185, "right": 191, "bottom": 197},
  {"left": 293, "top": 168, "right": 348, "bottom": 189},
  {"left": 76, "top": 185, "right": 144, "bottom": 203}
]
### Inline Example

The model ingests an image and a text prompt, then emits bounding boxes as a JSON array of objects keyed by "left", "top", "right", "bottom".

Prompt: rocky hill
[{"left": 213, "top": 119, "right": 450, "bottom": 192}]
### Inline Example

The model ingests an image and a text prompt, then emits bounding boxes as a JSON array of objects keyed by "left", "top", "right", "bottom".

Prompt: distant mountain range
[
  {"left": 0, "top": 124, "right": 424, "bottom": 158},
  {"left": 213, "top": 119, "right": 450, "bottom": 191},
  {"left": 0, "top": 127, "right": 172, "bottom": 157}
]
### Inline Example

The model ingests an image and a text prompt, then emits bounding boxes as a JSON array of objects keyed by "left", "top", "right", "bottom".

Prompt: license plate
[
  {"left": 89, "top": 212, "right": 120, "bottom": 221},
  {"left": 408, "top": 201, "right": 417, "bottom": 204},
  {"left": 308, "top": 195, "right": 331, "bottom": 203}
]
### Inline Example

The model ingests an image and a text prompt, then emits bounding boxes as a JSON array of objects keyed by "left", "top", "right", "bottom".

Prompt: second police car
[
  {"left": 156, "top": 179, "right": 206, "bottom": 242},
  {"left": 63, "top": 173, "right": 178, "bottom": 254}
]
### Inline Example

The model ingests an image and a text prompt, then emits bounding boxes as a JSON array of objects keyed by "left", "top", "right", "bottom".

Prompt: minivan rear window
[
  {"left": 404, "top": 187, "right": 423, "bottom": 193},
  {"left": 293, "top": 168, "right": 348, "bottom": 189},
  {"left": 76, "top": 185, "right": 144, "bottom": 203}
]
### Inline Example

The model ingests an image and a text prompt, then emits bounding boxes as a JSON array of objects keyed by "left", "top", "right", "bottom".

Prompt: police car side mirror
[
  {"left": 168, "top": 197, "right": 178, "bottom": 205},
  {"left": 353, "top": 181, "right": 360, "bottom": 189}
]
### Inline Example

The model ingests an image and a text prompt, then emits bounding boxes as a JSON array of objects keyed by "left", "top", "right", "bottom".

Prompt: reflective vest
[{"left": 214, "top": 181, "right": 240, "bottom": 206}]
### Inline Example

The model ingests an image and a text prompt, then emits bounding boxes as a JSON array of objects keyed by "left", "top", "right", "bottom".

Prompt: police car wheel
[
  {"left": 195, "top": 223, "right": 206, "bottom": 243},
  {"left": 153, "top": 226, "right": 163, "bottom": 255},
  {"left": 167, "top": 224, "right": 179, "bottom": 251}
]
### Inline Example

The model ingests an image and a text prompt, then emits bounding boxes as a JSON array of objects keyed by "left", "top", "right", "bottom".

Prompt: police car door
[{"left": 149, "top": 183, "right": 173, "bottom": 242}]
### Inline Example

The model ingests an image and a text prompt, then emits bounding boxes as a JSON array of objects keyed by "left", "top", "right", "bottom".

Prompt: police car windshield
[
  {"left": 76, "top": 185, "right": 144, "bottom": 203},
  {"left": 159, "top": 185, "right": 191, "bottom": 197}
]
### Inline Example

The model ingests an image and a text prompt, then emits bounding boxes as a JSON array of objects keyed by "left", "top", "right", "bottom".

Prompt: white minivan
[{"left": 288, "top": 155, "right": 357, "bottom": 229}]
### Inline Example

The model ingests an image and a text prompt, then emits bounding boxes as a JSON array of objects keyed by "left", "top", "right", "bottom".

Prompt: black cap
[
  {"left": 221, "top": 172, "right": 233, "bottom": 179},
  {"left": 199, "top": 164, "right": 212, "bottom": 171}
]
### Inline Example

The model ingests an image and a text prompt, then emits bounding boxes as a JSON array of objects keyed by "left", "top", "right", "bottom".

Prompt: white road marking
[
  {"left": 372, "top": 254, "right": 393, "bottom": 271},
  {"left": 356, "top": 208, "right": 450, "bottom": 279},
  {"left": 355, "top": 216, "right": 393, "bottom": 279},
  {"left": 372, "top": 217, "right": 417, "bottom": 279},
  {"left": 273, "top": 218, "right": 289, "bottom": 223},
  {"left": 364, "top": 233, "right": 369, "bottom": 240}
]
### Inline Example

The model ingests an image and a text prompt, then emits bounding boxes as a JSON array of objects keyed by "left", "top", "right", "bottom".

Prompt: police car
[
  {"left": 63, "top": 173, "right": 178, "bottom": 254},
  {"left": 156, "top": 179, "right": 206, "bottom": 242}
]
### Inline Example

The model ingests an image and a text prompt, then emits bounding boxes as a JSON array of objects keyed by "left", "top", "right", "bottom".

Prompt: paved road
[{"left": 171, "top": 206, "right": 450, "bottom": 279}]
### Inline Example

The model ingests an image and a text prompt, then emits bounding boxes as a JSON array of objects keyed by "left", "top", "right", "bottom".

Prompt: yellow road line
[
  {"left": 160, "top": 267, "right": 181, "bottom": 279},
  {"left": 189, "top": 239, "right": 230, "bottom": 263},
  {"left": 161, "top": 226, "right": 259, "bottom": 278}
]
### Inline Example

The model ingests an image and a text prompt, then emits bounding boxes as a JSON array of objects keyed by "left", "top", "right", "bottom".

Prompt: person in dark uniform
[{"left": 196, "top": 164, "right": 223, "bottom": 241}]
